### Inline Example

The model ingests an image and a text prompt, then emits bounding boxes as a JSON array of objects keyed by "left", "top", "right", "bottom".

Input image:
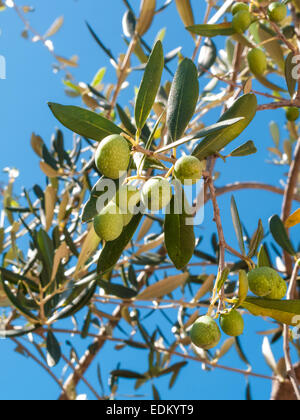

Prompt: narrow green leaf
[
  {"left": 0, "top": 324, "right": 40, "bottom": 339},
  {"left": 231, "top": 196, "right": 246, "bottom": 256},
  {"left": 236, "top": 270, "right": 249, "bottom": 307},
  {"left": 152, "top": 384, "right": 161, "bottom": 400},
  {"left": 98, "top": 280, "right": 137, "bottom": 299},
  {"left": 244, "top": 297, "right": 300, "bottom": 325},
  {"left": 46, "top": 331, "right": 61, "bottom": 367},
  {"left": 257, "top": 244, "right": 272, "bottom": 268},
  {"left": 193, "top": 94, "right": 257, "bottom": 160},
  {"left": 187, "top": 23, "right": 235, "bottom": 37},
  {"left": 198, "top": 38, "right": 217, "bottom": 76},
  {"left": 164, "top": 195, "right": 195, "bottom": 270},
  {"left": 255, "top": 75, "right": 286, "bottom": 93},
  {"left": 156, "top": 117, "right": 245, "bottom": 154},
  {"left": 258, "top": 24, "right": 284, "bottom": 71},
  {"left": 216, "top": 267, "right": 230, "bottom": 293},
  {"left": 135, "top": 41, "right": 164, "bottom": 131},
  {"left": 167, "top": 58, "right": 199, "bottom": 142},
  {"left": 285, "top": 52, "right": 297, "bottom": 99},
  {"left": 48, "top": 103, "right": 122, "bottom": 142},
  {"left": 248, "top": 219, "right": 264, "bottom": 258},
  {"left": 269, "top": 121, "right": 280, "bottom": 148},
  {"left": 269, "top": 215, "right": 296, "bottom": 256},
  {"left": 97, "top": 214, "right": 143, "bottom": 275},
  {"left": 111, "top": 370, "right": 146, "bottom": 379},
  {"left": 230, "top": 140, "right": 257, "bottom": 157},
  {"left": 1, "top": 279, "right": 39, "bottom": 322}
]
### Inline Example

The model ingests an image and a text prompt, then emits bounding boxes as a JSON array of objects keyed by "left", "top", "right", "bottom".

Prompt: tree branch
[{"left": 281, "top": 139, "right": 300, "bottom": 275}]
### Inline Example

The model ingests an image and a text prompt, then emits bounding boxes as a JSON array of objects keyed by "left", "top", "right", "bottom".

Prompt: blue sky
[{"left": 0, "top": 0, "right": 298, "bottom": 400}]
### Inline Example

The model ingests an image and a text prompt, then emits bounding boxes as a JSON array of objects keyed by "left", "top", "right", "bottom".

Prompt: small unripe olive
[
  {"left": 247, "top": 48, "right": 267, "bottom": 76},
  {"left": 286, "top": 107, "right": 300, "bottom": 122},
  {"left": 190, "top": 316, "right": 221, "bottom": 350},
  {"left": 220, "top": 310, "right": 244, "bottom": 337},
  {"left": 248, "top": 267, "right": 274, "bottom": 297},
  {"left": 232, "top": 10, "right": 252, "bottom": 34},
  {"left": 141, "top": 177, "right": 172, "bottom": 212},
  {"left": 174, "top": 156, "right": 205, "bottom": 185},
  {"left": 95, "top": 135, "right": 130, "bottom": 180},
  {"left": 115, "top": 185, "right": 140, "bottom": 212},
  {"left": 282, "top": 25, "right": 296, "bottom": 39},
  {"left": 248, "top": 267, "right": 283, "bottom": 298},
  {"left": 231, "top": 2, "right": 249, "bottom": 15},
  {"left": 94, "top": 202, "right": 124, "bottom": 242},
  {"left": 268, "top": 2, "right": 287, "bottom": 23},
  {"left": 267, "top": 276, "right": 287, "bottom": 300}
]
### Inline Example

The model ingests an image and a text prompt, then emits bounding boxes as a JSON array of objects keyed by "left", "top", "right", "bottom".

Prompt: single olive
[
  {"left": 174, "top": 156, "right": 205, "bottom": 185},
  {"left": 268, "top": 2, "right": 287, "bottom": 23},
  {"left": 247, "top": 48, "right": 267, "bottom": 76},
  {"left": 220, "top": 310, "right": 244, "bottom": 337},
  {"left": 190, "top": 316, "right": 221, "bottom": 350},
  {"left": 141, "top": 177, "right": 172, "bottom": 212},
  {"left": 232, "top": 10, "right": 252, "bottom": 34},
  {"left": 95, "top": 134, "right": 130, "bottom": 180},
  {"left": 286, "top": 107, "right": 300, "bottom": 122},
  {"left": 94, "top": 202, "right": 124, "bottom": 242}
]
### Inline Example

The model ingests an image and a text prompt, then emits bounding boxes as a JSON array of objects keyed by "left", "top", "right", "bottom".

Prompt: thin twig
[{"left": 283, "top": 261, "right": 300, "bottom": 400}]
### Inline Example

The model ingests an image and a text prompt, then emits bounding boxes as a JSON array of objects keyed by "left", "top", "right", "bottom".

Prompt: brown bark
[{"left": 271, "top": 363, "right": 300, "bottom": 401}]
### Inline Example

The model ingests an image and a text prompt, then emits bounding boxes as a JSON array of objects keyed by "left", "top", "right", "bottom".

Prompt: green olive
[
  {"left": 190, "top": 316, "right": 221, "bottom": 350},
  {"left": 141, "top": 177, "right": 172, "bottom": 212},
  {"left": 268, "top": 2, "right": 287, "bottom": 23},
  {"left": 231, "top": 2, "right": 249, "bottom": 15},
  {"left": 220, "top": 310, "right": 244, "bottom": 337},
  {"left": 286, "top": 107, "right": 300, "bottom": 122},
  {"left": 248, "top": 267, "right": 286, "bottom": 300},
  {"left": 232, "top": 10, "right": 252, "bottom": 34},
  {"left": 93, "top": 202, "right": 124, "bottom": 242},
  {"left": 174, "top": 156, "right": 205, "bottom": 185},
  {"left": 95, "top": 135, "right": 130, "bottom": 180},
  {"left": 247, "top": 48, "right": 267, "bottom": 76}
]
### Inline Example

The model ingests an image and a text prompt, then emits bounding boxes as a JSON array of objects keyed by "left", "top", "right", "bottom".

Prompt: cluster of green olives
[
  {"left": 93, "top": 134, "right": 205, "bottom": 242},
  {"left": 190, "top": 266, "right": 287, "bottom": 350},
  {"left": 231, "top": 1, "right": 287, "bottom": 33}
]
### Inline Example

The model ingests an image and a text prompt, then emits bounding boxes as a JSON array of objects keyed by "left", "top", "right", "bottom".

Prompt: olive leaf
[
  {"left": 187, "top": 23, "right": 235, "bottom": 38},
  {"left": 269, "top": 215, "right": 296, "bottom": 256},
  {"left": 46, "top": 331, "right": 61, "bottom": 367},
  {"left": 99, "top": 280, "right": 138, "bottom": 299},
  {"left": 175, "top": 0, "right": 194, "bottom": 29},
  {"left": 257, "top": 244, "right": 272, "bottom": 268},
  {"left": 156, "top": 117, "right": 245, "bottom": 154},
  {"left": 231, "top": 196, "right": 246, "bottom": 256},
  {"left": 229, "top": 141, "right": 257, "bottom": 157},
  {"left": 192, "top": 94, "right": 257, "bottom": 160},
  {"left": 137, "top": 273, "right": 189, "bottom": 301},
  {"left": 198, "top": 38, "right": 217, "bottom": 77},
  {"left": 164, "top": 195, "right": 196, "bottom": 270},
  {"left": 248, "top": 219, "right": 264, "bottom": 258},
  {"left": 285, "top": 208, "right": 300, "bottom": 228},
  {"left": 285, "top": 52, "right": 297, "bottom": 99},
  {"left": 269, "top": 121, "right": 280, "bottom": 148},
  {"left": 236, "top": 270, "right": 248, "bottom": 307},
  {"left": 166, "top": 58, "right": 199, "bottom": 143},
  {"left": 257, "top": 24, "right": 284, "bottom": 71},
  {"left": 216, "top": 267, "right": 230, "bottom": 294},
  {"left": 243, "top": 297, "right": 300, "bottom": 326},
  {"left": 48, "top": 103, "right": 122, "bottom": 141},
  {"left": 135, "top": 41, "right": 164, "bottom": 132}
]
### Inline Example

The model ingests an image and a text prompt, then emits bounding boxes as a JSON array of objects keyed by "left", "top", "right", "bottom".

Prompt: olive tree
[{"left": 1, "top": 0, "right": 300, "bottom": 401}]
